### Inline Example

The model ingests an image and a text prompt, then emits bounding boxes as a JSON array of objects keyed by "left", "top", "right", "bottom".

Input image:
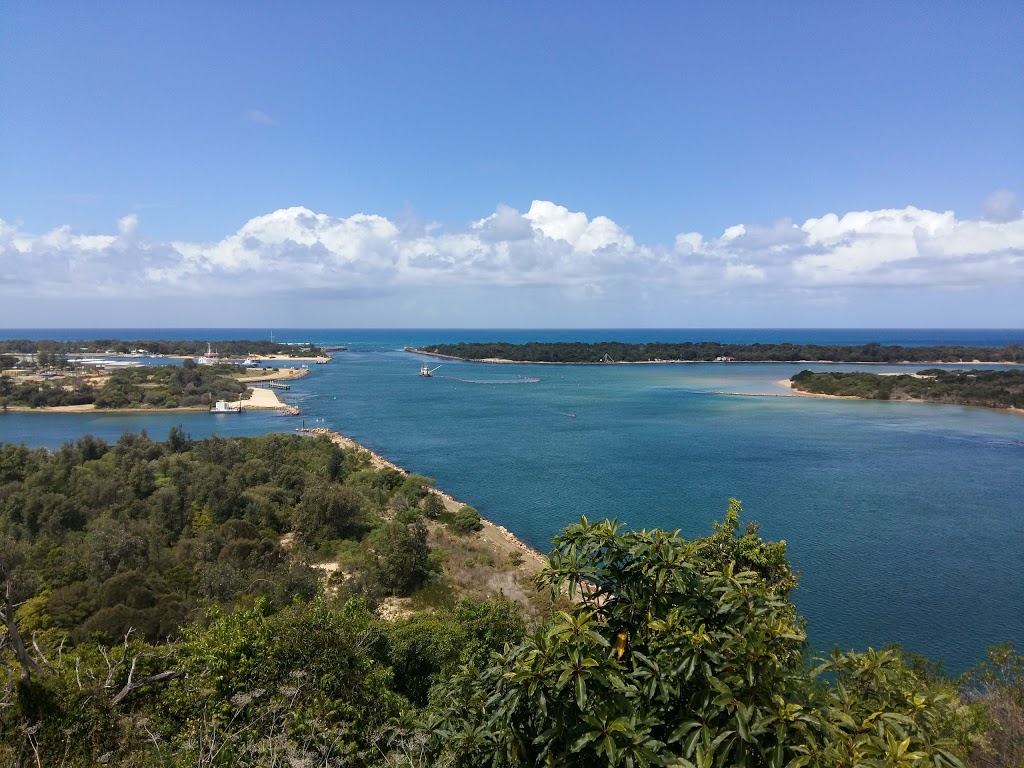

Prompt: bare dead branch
[
  {"left": 111, "top": 670, "right": 183, "bottom": 705},
  {"left": 30, "top": 633, "right": 54, "bottom": 673},
  {"left": 4, "top": 581, "right": 42, "bottom": 683}
]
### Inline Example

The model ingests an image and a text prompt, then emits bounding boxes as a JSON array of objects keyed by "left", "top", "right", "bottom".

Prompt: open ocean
[{"left": 2, "top": 328, "right": 1022, "bottom": 673}]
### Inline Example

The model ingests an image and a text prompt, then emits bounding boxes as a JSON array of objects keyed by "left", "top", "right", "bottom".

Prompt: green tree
[
  {"left": 426, "top": 511, "right": 974, "bottom": 768},
  {"left": 450, "top": 504, "right": 482, "bottom": 534},
  {"left": 370, "top": 519, "right": 430, "bottom": 596},
  {"left": 423, "top": 492, "right": 446, "bottom": 519},
  {"left": 291, "top": 481, "right": 364, "bottom": 546}
]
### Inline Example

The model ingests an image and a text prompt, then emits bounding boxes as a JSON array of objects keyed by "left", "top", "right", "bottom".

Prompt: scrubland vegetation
[
  {"left": 1, "top": 362, "right": 248, "bottom": 409},
  {"left": 0, "top": 432, "right": 1020, "bottom": 766}
]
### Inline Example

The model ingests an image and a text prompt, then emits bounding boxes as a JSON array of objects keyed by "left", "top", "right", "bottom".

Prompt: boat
[
  {"left": 419, "top": 363, "right": 442, "bottom": 377},
  {"left": 241, "top": 354, "right": 260, "bottom": 368},
  {"left": 196, "top": 343, "right": 220, "bottom": 366}
]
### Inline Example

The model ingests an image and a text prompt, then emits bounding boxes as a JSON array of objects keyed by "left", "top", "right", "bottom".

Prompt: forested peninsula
[
  {"left": 1, "top": 429, "right": 1021, "bottom": 766},
  {"left": 789, "top": 368, "right": 1024, "bottom": 410},
  {"left": 1, "top": 362, "right": 249, "bottom": 410},
  {"left": 0, "top": 339, "right": 324, "bottom": 358},
  {"left": 413, "top": 341, "right": 1024, "bottom": 364}
]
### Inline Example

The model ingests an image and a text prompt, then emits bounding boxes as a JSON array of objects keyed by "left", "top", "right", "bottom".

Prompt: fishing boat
[
  {"left": 419, "top": 363, "right": 442, "bottom": 377},
  {"left": 241, "top": 354, "right": 260, "bottom": 368}
]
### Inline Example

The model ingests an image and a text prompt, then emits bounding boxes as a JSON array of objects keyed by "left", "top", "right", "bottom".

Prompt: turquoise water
[{"left": 2, "top": 329, "right": 1022, "bottom": 672}]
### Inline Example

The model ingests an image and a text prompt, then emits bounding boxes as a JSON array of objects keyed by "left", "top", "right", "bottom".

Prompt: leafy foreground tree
[{"left": 426, "top": 505, "right": 977, "bottom": 768}]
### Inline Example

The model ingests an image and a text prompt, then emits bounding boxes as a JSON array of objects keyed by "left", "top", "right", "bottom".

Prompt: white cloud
[
  {"left": 1, "top": 196, "right": 1022, "bottom": 316},
  {"left": 117, "top": 213, "right": 138, "bottom": 236},
  {"left": 982, "top": 188, "right": 1021, "bottom": 223},
  {"left": 245, "top": 109, "right": 277, "bottom": 126}
]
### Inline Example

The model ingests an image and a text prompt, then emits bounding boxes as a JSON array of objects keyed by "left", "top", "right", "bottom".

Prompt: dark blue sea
[{"left": 2, "top": 328, "right": 1022, "bottom": 673}]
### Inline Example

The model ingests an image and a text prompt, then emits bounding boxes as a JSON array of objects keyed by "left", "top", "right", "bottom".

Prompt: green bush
[{"left": 450, "top": 505, "right": 482, "bottom": 534}]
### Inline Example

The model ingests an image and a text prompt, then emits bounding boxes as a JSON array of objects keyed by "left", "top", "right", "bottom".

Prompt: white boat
[
  {"left": 241, "top": 354, "right": 260, "bottom": 368},
  {"left": 196, "top": 343, "right": 220, "bottom": 366},
  {"left": 419, "top": 363, "right": 441, "bottom": 377}
]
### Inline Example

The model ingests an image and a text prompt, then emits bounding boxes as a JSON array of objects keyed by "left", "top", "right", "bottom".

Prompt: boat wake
[{"left": 439, "top": 375, "right": 541, "bottom": 385}]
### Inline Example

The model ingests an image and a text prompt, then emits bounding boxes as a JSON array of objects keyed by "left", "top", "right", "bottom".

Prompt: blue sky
[{"left": 1, "top": 2, "right": 1022, "bottom": 328}]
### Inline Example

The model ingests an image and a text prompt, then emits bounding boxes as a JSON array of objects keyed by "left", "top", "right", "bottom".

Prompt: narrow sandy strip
[
  {"left": 236, "top": 367, "right": 311, "bottom": 383},
  {"left": 2, "top": 403, "right": 210, "bottom": 414}
]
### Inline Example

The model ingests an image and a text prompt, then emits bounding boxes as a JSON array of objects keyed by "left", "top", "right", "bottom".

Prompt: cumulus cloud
[{"left": 1, "top": 196, "right": 1022, "bottom": 311}]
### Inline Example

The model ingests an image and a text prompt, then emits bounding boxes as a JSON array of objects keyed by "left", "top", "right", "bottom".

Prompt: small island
[
  {"left": 410, "top": 340, "right": 1024, "bottom": 364},
  {"left": 788, "top": 368, "right": 1024, "bottom": 411}
]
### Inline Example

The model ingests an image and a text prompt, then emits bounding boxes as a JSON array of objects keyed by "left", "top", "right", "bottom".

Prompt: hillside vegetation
[{"left": 0, "top": 432, "right": 1020, "bottom": 766}]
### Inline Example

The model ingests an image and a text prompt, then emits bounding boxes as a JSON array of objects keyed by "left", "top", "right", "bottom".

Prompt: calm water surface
[{"left": 2, "top": 329, "right": 1022, "bottom": 672}]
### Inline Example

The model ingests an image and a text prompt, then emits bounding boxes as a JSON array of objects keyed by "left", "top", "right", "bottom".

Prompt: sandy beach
[
  {"left": 236, "top": 366, "right": 311, "bottom": 383},
  {"left": 231, "top": 387, "right": 298, "bottom": 412}
]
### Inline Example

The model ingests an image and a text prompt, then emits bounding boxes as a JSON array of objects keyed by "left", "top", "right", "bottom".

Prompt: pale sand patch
[
  {"left": 251, "top": 354, "right": 331, "bottom": 363},
  {"left": 226, "top": 387, "right": 292, "bottom": 410},
  {"left": 4, "top": 403, "right": 99, "bottom": 413},
  {"left": 3, "top": 403, "right": 208, "bottom": 414},
  {"left": 236, "top": 367, "right": 311, "bottom": 383}
]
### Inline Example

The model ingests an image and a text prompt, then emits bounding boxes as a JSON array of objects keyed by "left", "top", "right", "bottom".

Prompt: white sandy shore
[{"left": 236, "top": 367, "right": 311, "bottom": 383}]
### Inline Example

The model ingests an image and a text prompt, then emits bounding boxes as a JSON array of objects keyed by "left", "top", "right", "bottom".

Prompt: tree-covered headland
[
  {"left": 0, "top": 432, "right": 1021, "bottom": 766},
  {"left": 415, "top": 341, "right": 1024, "bottom": 364},
  {"left": 1, "top": 361, "right": 250, "bottom": 409},
  {"left": 0, "top": 339, "right": 324, "bottom": 358},
  {"left": 790, "top": 369, "right": 1024, "bottom": 409}
]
